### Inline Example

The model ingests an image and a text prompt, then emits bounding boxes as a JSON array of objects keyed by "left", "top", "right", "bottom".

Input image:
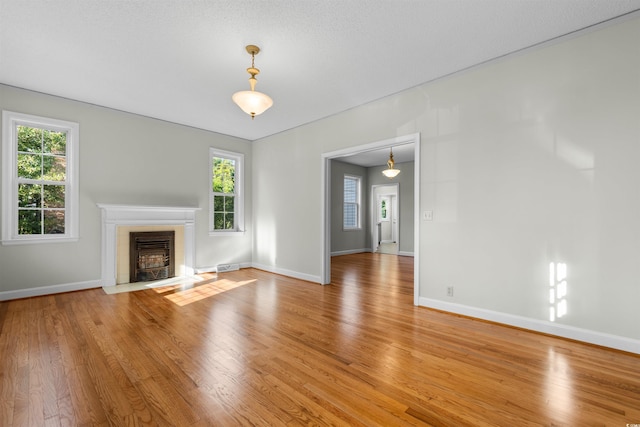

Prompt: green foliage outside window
[
  {"left": 16, "top": 125, "right": 67, "bottom": 235},
  {"left": 212, "top": 157, "right": 235, "bottom": 230}
]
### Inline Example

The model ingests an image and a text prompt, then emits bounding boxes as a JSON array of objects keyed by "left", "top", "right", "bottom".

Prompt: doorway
[
  {"left": 372, "top": 184, "right": 399, "bottom": 255},
  {"left": 321, "top": 133, "right": 420, "bottom": 305}
]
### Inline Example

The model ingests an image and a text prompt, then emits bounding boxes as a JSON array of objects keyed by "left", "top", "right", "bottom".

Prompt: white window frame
[
  {"left": 2, "top": 111, "right": 79, "bottom": 245},
  {"left": 343, "top": 174, "right": 361, "bottom": 230},
  {"left": 209, "top": 147, "right": 244, "bottom": 236}
]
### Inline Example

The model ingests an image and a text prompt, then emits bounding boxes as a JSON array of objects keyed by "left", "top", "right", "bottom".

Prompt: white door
[{"left": 371, "top": 184, "right": 399, "bottom": 254}]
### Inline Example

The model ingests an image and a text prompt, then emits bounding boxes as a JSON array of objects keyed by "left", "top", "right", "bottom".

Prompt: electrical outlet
[
  {"left": 447, "top": 286, "right": 454, "bottom": 297},
  {"left": 422, "top": 210, "right": 433, "bottom": 221}
]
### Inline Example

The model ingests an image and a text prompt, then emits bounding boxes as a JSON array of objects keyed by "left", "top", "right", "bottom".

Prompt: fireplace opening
[{"left": 130, "top": 231, "right": 175, "bottom": 283}]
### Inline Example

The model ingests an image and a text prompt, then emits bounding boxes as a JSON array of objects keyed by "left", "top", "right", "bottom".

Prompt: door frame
[{"left": 320, "top": 133, "right": 420, "bottom": 305}]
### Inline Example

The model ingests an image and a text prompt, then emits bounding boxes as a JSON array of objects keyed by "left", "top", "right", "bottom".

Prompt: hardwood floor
[{"left": 1, "top": 253, "right": 639, "bottom": 426}]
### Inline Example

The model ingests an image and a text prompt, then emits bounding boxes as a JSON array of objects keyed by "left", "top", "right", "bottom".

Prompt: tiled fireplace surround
[{"left": 97, "top": 204, "right": 200, "bottom": 286}]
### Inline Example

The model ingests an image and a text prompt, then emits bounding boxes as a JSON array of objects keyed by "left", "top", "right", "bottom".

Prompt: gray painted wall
[
  {"left": 330, "top": 159, "right": 415, "bottom": 256},
  {"left": 330, "top": 160, "right": 369, "bottom": 254},
  {"left": 0, "top": 84, "right": 252, "bottom": 293}
]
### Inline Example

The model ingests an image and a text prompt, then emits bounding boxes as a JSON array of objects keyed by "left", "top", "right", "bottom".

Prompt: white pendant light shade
[
  {"left": 382, "top": 148, "right": 401, "bottom": 178},
  {"left": 382, "top": 167, "right": 401, "bottom": 178},
  {"left": 232, "top": 90, "right": 273, "bottom": 118},
  {"left": 232, "top": 45, "right": 273, "bottom": 119}
]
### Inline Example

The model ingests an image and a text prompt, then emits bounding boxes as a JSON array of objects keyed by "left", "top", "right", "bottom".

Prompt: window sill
[
  {"left": 209, "top": 230, "right": 245, "bottom": 237},
  {"left": 1, "top": 236, "right": 79, "bottom": 245}
]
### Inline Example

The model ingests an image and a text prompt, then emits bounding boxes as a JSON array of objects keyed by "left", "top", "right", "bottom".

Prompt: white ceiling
[{"left": 1, "top": 1, "right": 639, "bottom": 143}]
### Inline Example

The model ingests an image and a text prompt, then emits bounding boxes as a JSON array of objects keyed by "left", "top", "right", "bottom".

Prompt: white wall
[
  {"left": 251, "top": 132, "right": 325, "bottom": 281},
  {"left": 252, "top": 16, "right": 640, "bottom": 347},
  {"left": 420, "top": 16, "right": 640, "bottom": 344},
  {"left": 0, "top": 85, "right": 253, "bottom": 297}
]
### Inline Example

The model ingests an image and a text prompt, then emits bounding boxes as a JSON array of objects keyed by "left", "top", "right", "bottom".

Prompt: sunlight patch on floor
[
  {"left": 164, "top": 279, "right": 257, "bottom": 306},
  {"left": 102, "top": 273, "right": 257, "bottom": 306},
  {"left": 102, "top": 275, "right": 205, "bottom": 295}
]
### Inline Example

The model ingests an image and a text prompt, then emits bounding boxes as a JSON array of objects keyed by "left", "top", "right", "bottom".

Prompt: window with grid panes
[
  {"left": 210, "top": 148, "right": 244, "bottom": 234},
  {"left": 2, "top": 111, "right": 79, "bottom": 244},
  {"left": 343, "top": 175, "right": 361, "bottom": 229}
]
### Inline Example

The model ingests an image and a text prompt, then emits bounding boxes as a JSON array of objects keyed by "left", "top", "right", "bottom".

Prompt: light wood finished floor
[{"left": 1, "top": 253, "right": 639, "bottom": 426}]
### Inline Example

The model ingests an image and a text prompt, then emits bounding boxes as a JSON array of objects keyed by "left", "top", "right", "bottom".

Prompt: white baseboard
[
  {"left": 419, "top": 297, "right": 640, "bottom": 355},
  {"left": 251, "top": 262, "right": 321, "bottom": 284},
  {"left": 398, "top": 251, "right": 414, "bottom": 257},
  {"left": 331, "top": 248, "right": 372, "bottom": 256},
  {"left": 0, "top": 279, "right": 102, "bottom": 301}
]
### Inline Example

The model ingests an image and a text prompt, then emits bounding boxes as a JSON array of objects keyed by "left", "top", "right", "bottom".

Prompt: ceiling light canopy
[
  {"left": 382, "top": 148, "right": 401, "bottom": 178},
  {"left": 232, "top": 44, "right": 273, "bottom": 119}
]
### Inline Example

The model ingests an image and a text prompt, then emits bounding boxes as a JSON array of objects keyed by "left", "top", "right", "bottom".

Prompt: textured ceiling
[{"left": 1, "top": 1, "right": 639, "bottom": 141}]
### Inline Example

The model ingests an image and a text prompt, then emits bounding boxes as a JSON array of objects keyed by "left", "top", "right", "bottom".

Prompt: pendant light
[
  {"left": 382, "top": 147, "right": 401, "bottom": 178},
  {"left": 232, "top": 45, "right": 273, "bottom": 119}
]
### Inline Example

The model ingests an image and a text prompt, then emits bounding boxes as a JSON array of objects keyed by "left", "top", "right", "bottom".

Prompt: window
[
  {"left": 343, "top": 175, "right": 361, "bottom": 230},
  {"left": 379, "top": 196, "right": 390, "bottom": 222},
  {"left": 2, "top": 111, "right": 79, "bottom": 244},
  {"left": 210, "top": 148, "right": 244, "bottom": 235}
]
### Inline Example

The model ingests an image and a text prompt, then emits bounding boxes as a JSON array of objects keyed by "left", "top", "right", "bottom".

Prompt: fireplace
[
  {"left": 97, "top": 204, "right": 200, "bottom": 287},
  {"left": 130, "top": 231, "right": 175, "bottom": 283}
]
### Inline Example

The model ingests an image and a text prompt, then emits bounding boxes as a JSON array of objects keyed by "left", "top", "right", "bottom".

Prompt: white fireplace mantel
[{"left": 97, "top": 204, "right": 201, "bottom": 286}]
